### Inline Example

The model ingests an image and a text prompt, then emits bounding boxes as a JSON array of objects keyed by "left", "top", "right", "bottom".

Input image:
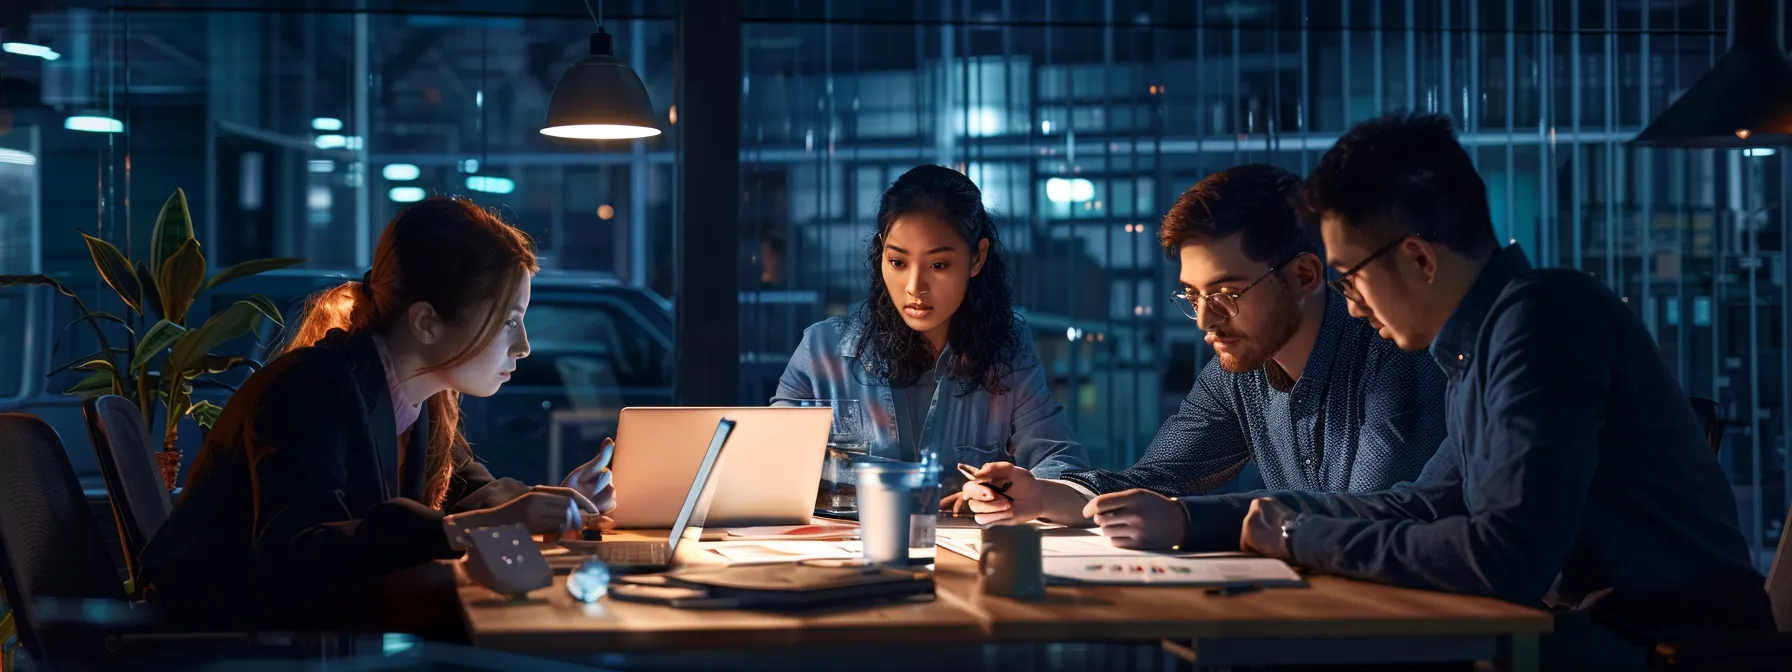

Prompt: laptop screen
[{"left": 667, "top": 417, "right": 736, "bottom": 555}]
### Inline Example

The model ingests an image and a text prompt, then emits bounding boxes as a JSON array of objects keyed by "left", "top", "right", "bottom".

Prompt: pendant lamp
[
  {"left": 540, "top": 0, "right": 660, "bottom": 140},
  {"left": 1630, "top": 0, "right": 1792, "bottom": 148}
]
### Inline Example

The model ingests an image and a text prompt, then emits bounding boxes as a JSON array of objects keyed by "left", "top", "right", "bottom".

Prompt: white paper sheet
[
  {"left": 1042, "top": 556, "right": 1303, "bottom": 586},
  {"left": 721, "top": 524, "right": 861, "bottom": 541},
  {"left": 935, "top": 527, "right": 1196, "bottom": 559},
  {"left": 702, "top": 541, "right": 863, "bottom": 565}
]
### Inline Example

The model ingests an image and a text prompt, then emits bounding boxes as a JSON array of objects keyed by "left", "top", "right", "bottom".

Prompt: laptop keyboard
[{"left": 594, "top": 542, "right": 664, "bottom": 565}]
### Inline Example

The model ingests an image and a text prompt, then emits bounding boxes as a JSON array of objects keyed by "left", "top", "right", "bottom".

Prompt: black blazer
[{"left": 137, "top": 329, "right": 528, "bottom": 626}]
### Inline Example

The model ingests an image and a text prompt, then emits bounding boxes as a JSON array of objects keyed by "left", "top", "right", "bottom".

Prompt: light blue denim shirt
[{"left": 772, "top": 315, "right": 1090, "bottom": 481}]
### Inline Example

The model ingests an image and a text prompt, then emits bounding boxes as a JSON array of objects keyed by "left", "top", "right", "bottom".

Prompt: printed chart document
[
  {"left": 1043, "top": 556, "right": 1304, "bottom": 586},
  {"left": 936, "top": 527, "right": 1302, "bottom": 587}
]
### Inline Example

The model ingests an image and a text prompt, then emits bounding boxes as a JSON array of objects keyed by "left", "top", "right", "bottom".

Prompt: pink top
[{"left": 370, "top": 333, "right": 421, "bottom": 435}]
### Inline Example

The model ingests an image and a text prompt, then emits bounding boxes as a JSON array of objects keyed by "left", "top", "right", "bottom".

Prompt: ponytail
[{"left": 276, "top": 281, "right": 371, "bottom": 358}]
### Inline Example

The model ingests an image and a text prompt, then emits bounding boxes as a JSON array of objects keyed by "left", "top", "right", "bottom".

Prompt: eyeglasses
[
  {"left": 1327, "top": 235, "right": 1417, "bottom": 304},
  {"left": 1171, "top": 255, "right": 1300, "bottom": 323}
]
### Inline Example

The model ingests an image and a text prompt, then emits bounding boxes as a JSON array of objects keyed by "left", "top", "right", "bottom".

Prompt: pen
[
  {"left": 1204, "top": 583, "right": 1263, "bottom": 597},
  {"left": 956, "top": 464, "right": 1015, "bottom": 503}
]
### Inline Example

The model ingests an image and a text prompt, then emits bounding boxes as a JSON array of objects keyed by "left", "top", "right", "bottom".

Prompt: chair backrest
[
  {"left": 1689, "top": 397, "right": 1724, "bottom": 456},
  {"left": 0, "top": 413, "right": 129, "bottom": 657},
  {"left": 81, "top": 395, "right": 171, "bottom": 581}
]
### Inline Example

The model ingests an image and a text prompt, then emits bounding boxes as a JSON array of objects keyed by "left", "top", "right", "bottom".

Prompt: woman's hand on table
[
  {"left": 530, "top": 485, "right": 614, "bottom": 530},
  {"left": 451, "top": 491, "right": 580, "bottom": 538}
]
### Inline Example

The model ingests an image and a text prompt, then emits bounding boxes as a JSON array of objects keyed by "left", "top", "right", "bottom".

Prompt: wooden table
[
  {"left": 459, "top": 529, "right": 1553, "bottom": 670},
  {"left": 929, "top": 548, "right": 1551, "bottom": 669},
  {"left": 457, "top": 530, "right": 985, "bottom": 655}
]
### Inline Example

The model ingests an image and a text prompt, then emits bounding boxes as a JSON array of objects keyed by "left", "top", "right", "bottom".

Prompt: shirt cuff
[
  {"left": 1175, "top": 493, "right": 1259, "bottom": 552},
  {"left": 1041, "top": 478, "right": 1097, "bottom": 500}
]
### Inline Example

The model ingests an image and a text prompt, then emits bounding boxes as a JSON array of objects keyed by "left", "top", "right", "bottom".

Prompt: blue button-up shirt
[
  {"left": 1060, "top": 289, "right": 1447, "bottom": 497},
  {"left": 1180, "top": 245, "right": 1771, "bottom": 633},
  {"left": 772, "top": 316, "right": 1090, "bottom": 481}
]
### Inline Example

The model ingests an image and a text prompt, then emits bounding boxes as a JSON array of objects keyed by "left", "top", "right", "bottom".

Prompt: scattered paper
[
  {"left": 722, "top": 525, "right": 861, "bottom": 541},
  {"left": 1043, "top": 556, "right": 1303, "bottom": 586},
  {"left": 936, "top": 527, "right": 1188, "bottom": 559},
  {"left": 703, "top": 541, "right": 863, "bottom": 565}
]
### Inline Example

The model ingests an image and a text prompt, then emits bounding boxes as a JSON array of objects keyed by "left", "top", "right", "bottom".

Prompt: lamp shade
[
  {"left": 541, "top": 29, "right": 660, "bottom": 140},
  {"left": 1630, "top": 0, "right": 1792, "bottom": 148}
]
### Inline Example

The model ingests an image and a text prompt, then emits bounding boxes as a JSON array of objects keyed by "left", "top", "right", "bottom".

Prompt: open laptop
[
  {"left": 608, "top": 407, "right": 830, "bottom": 528},
  {"left": 556, "top": 417, "right": 736, "bottom": 574}
]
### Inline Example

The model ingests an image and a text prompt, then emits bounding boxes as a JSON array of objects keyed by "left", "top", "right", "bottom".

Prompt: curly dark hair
[{"left": 853, "top": 164, "right": 1021, "bottom": 396}]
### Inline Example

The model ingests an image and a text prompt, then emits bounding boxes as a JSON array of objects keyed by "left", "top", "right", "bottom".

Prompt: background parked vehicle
[{"left": 1, "top": 269, "right": 674, "bottom": 490}]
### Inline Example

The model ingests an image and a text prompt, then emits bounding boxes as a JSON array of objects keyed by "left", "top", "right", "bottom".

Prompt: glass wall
[
  {"left": 5, "top": 0, "right": 1788, "bottom": 571},
  {"left": 737, "top": 0, "right": 1789, "bottom": 570},
  {"left": 2, "top": 2, "right": 679, "bottom": 483}
]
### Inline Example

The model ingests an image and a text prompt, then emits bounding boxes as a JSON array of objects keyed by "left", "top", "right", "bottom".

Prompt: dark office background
[{"left": 1, "top": 0, "right": 1787, "bottom": 571}]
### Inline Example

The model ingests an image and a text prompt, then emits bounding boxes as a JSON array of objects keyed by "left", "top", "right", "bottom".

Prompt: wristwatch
[{"left": 1278, "top": 512, "right": 1304, "bottom": 560}]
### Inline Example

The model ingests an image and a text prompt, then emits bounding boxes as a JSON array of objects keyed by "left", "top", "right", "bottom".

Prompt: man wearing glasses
[
  {"left": 960, "top": 164, "right": 1447, "bottom": 545},
  {"left": 1170, "top": 113, "right": 1770, "bottom": 664}
]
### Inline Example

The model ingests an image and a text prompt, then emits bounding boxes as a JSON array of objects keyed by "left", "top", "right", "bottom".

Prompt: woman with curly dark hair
[{"left": 774, "top": 165, "right": 1088, "bottom": 504}]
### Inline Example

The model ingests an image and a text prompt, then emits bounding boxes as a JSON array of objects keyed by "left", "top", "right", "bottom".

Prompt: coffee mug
[{"left": 978, "top": 524, "right": 1046, "bottom": 599}]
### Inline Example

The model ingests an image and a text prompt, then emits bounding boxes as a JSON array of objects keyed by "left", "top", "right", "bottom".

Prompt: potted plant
[
  {"left": 0, "top": 188, "right": 304, "bottom": 490},
  {"left": 1, "top": 592, "right": 13, "bottom": 672}
]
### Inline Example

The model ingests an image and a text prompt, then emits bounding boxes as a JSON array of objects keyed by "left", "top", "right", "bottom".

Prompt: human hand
[
  {"left": 959, "top": 462, "right": 1041, "bottom": 525},
  {"left": 529, "top": 485, "right": 614, "bottom": 531},
  {"left": 1083, "top": 488, "right": 1189, "bottom": 550},
  {"left": 562, "top": 437, "right": 617, "bottom": 514},
  {"left": 1239, "top": 497, "right": 1297, "bottom": 561},
  {"left": 939, "top": 491, "right": 966, "bottom": 513},
  {"left": 459, "top": 491, "right": 579, "bottom": 537}
]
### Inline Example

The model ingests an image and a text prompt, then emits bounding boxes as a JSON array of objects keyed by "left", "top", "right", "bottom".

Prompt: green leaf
[
  {"left": 47, "top": 349, "right": 107, "bottom": 377},
  {"left": 0, "top": 274, "right": 69, "bottom": 294},
  {"left": 240, "top": 294, "right": 284, "bottom": 327},
  {"left": 83, "top": 312, "right": 129, "bottom": 327},
  {"left": 203, "top": 257, "right": 305, "bottom": 293},
  {"left": 156, "top": 238, "right": 206, "bottom": 324},
  {"left": 136, "top": 262, "right": 165, "bottom": 321},
  {"left": 64, "top": 369, "right": 115, "bottom": 398},
  {"left": 51, "top": 312, "right": 130, "bottom": 361},
  {"left": 194, "top": 354, "right": 254, "bottom": 375},
  {"left": 163, "top": 384, "right": 192, "bottom": 439},
  {"left": 80, "top": 232, "right": 142, "bottom": 314},
  {"left": 189, "top": 400, "right": 224, "bottom": 428},
  {"left": 149, "top": 189, "right": 195, "bottom": 277},
  {"left": 2, "top": 275, "right": 120, "bottom": 379},
  {"left": 166, "top": 300, "right": 266, "bottom": 379},
  {"left": 130, "top": 320, "right": 188, "bottom": 373},
  {"left": 74, "top": 359, "right": 116, "bottom": 373},
  {"left": 1, "top": 609, "right": 15, "bottom": 650}
]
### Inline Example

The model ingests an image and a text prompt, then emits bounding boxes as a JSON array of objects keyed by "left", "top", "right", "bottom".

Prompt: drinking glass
[
  {"left": 906, "top": 447, "right": 942, "bottom": 564},
  {"left": 799, "top": 399, "right": 869, "bottom": 514},
  {"left": 854, "top": 447, "right": 940, "bottom": 566}
]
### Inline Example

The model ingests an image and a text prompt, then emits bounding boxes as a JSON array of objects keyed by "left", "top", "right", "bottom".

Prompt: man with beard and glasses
[{"left": 959, "top": 165, "right": 1448, "bottom": 548}]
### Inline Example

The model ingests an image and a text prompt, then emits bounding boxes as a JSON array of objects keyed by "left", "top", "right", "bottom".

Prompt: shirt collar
[
  {"left": 370, "top": 332, "right": 422, "bottom": 434},
  {"left": 1254, "top": 289, "right": 1349, "bottom": 391},
  {"left": 1429, "top": 244, "right": 1534, "bottom": 377}
]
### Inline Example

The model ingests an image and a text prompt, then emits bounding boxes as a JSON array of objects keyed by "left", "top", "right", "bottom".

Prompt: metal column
[{"left": 674, "top": 0, "right": 742, "bottom": 405}]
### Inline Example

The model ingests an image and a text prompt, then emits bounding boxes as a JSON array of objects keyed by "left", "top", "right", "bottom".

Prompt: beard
[{"left": 1210, "top": 288, "right": 1300, "bottom": 374}]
